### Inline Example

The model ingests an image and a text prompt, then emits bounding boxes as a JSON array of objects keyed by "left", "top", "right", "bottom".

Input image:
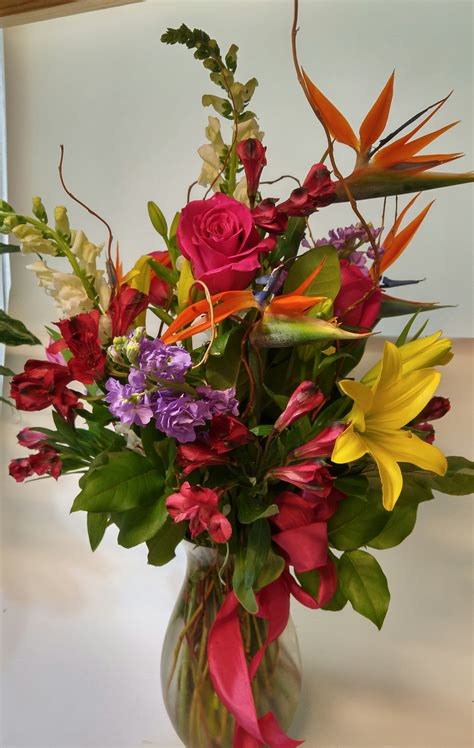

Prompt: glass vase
[{"left": 160, "top": 542, "right": 302, "bottom": 748}]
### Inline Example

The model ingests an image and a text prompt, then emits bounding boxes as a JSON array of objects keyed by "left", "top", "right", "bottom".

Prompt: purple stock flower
[
  {"left": 152, "top": 392, "right": 210, "bottom": 443},
  {"left": 105, "top": 378, "right": 154, "bottom": 427},
  {"left": 138, "top": 338, "right": 192, "bottom": 381},
  {"left": 316, "top": 224, "right": 382, "bottom": 252},
  {"left": 196, "top": 385, "right": 240, "bottom": 417}
]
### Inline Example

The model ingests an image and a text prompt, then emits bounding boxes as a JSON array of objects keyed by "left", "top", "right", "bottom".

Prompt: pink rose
[
  {"left": 177, "top": 193, "right": 275, "bottom": 294},
  {"left": 333, "top": 259, "right": 381, "bottom": 330}
]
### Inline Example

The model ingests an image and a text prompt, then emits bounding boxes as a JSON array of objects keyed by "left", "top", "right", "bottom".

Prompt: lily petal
[
  {"left": 370, "top": 368, "right": 441, "bottom": 430},
  {"left": 331, "top": 425, "right": 368, "bottom": 464},
  {"left": 338, "top": 379, "right": 374, "bottom": 413},
  {"left": 362, "top": 434, "right": 403, "bottom": 511}
]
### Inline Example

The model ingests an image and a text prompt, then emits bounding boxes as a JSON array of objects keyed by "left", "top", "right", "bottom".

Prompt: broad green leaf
[
  {"left": 117, "top": 497, "right": 168, "bottom": 548},
  {"left": 244, "top": 519, "right": 271, "bottom": 588},
  {"left": 369, "top": 504, "right": 418, "bottom": 549},
  {"left": 87, "top": 512, "right": 109, "bottom": 551},
  {"left": 237, "top": 492, "right": 279, "bottom": 524},
  {"left": 431, "top": 455, "right": 474, "bottom": 495},
  {"left": 0, "top": 365, "right": 15, "bottom": 376},
  {"left": 328, "top": 492, "right": 389, "bottom": 551},
  {"left": 206, "top": 326, "right": 244, "bottom": 389},
  {"left": 0, "top": 309, "right": 41, "bottom": 346},
  {"left": 296, "top": 556, "right": 348, "bottom": 611},
  {"left": 71, "top": 452, "right": 165, "bottom": 513},
  {"left": 334, "top": 474, "right": 369, "bottom": 498},
  {"left": 396, "top": 473, "right": 434, "bottom": 504},
  {"left": 147, "top": 201, "right": 168, "bottom": 238},
  {"left": 255, "top": 548, "right": 285, "bottom": 590},
  {"left": 233, "top": 547, "right": 258, "bottom": 614},
  {"left": 284, "top": 245, "right": 341, "bottom": 300},
  {"left": 339, "top": 550, "right": 390, "bottom": 629},
  {"left": 147, "top": 518, "right": 186, "bottom": 566},
  {"left": 271, "top": 217, "right": 306, "bottom": 264},
  {"left": 262, "top": 383, "right": 289, "bottom": 410},
  {"left": 251, "top": 314, "right": 371, "bottom": 348}
]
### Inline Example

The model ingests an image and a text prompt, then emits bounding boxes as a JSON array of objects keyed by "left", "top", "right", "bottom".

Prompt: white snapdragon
[
  {"left": 12, "top": 224, "right": 57, "bottom": 255},
  {"left": 197, "top": 116, "right": 264, "bottom": 190},
  {"left": 26, "top": 260, "right": 94, "bottom": 317}
]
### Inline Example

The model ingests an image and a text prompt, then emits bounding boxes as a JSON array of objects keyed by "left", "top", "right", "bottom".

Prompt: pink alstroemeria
[
  {"left": 290, "top": 423, "right": 345, "bottom": 460},
  {"left": 17, "top": 428, "right": 48, "bottom": 449},
  {"left": 166, "top": 482, "right": 232, "bottom": 544},
  {"left": 236, "top": 138, "right": 267, "bottom": 202},
  {"left": 177, "top": 443, "right": 229, "bottom": 475},
  {"left": 274, "top": 381, "right": 324, "bottom": 432},
  {"left": 267, "top": 462, "right": 334, "bottom": 495}
]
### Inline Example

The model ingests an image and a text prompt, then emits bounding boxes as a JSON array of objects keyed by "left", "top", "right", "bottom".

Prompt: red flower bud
[
  {"left": 274, "top": 382, "right": 324, "bottom": 432},
  {"left": 148, "top": 251, "right": 173, "bottom": 307},
  {"left": 236, "top": 138, "right": 267, "bottom": 200},
  {"left": 209, "top": 415, "right": 253, "bottom": 454},
  {"left": 267, "top": 462, "right": 333, "bottom": 495},
  {"left": 413, "top": 422, "right": 435, "bottom": 444},
  {"left": 17, "top": 428, "right": 48, "bottom": 449},
  {"left": 277, "top": 164, "right": 335, "bottom": 217},
  {"left": 416, "top": 396, "right": 451, "bottom": 423},
  {"left": 177, "top": 443, "right": 229, "bottom": 474},
  {"left": 290, "top": 423, "right": 345, "bottom": 460}
]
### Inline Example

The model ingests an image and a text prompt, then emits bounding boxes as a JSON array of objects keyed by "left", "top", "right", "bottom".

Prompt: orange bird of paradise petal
[
  {"left": 302, "top": 68, "right": 462, "bottom": 178},
  {"left": 161, "top": 258, "right": 328, "bottom": 344},
  {"left": 370, "top": 194, "right": 434, "bottom": 277}
]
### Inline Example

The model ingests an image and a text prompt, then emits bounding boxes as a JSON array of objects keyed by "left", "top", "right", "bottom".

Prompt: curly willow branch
[{"left": 188, "top": 280, "right": 217, "bottom": 369}]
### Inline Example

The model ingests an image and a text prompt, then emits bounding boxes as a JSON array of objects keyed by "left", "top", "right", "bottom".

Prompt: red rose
[
  {"left": 333, "top": 259, "right": 381, "bottom": 330},
  {"left": 57, "top": 310, "right": 105, "bottom": 385},
  {"left": 10, "top": 360, "right": 79, "bottom": 422},
  {"left": 176, "top": 193, "right": 275, "bottom": 294},
  {"left": 148, "top": 251, "right": 172, "bottom": 306}
]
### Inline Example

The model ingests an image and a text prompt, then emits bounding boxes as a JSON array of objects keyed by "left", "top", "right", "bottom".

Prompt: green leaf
[
  {"left": 431, "top": 455, "right": 474, "bottom": 495},
  {"left": 237, "top": 492, "right": 279, "bottom": 524},
  {"left": 233, "top": 547, "right": 258, "bottom": 614},
  {"left": 296, "top": 556, "right": 348, "bottom": 611},
  {"left": 284, "top": 246, "right": 341, "bottom": 301},
  {"left": 202, "top": 94, "right": 232, "bottom": 117},
  {"left": 87, "top": 512, "right": 109, "bottom": 551},
  {"left": 0, "top": 365, "right": 15, "bottom": 376},
  {"left": 71, "top": 452, "right": 165, "bottom": 513},
  {"left": 369, "top": 503, "right": 418, "bottom": 549},
  {"left": 147, "top": 201, "right": 168, "bottom": 239},
  {"left": 395, "top": 312, "right": 420, "bottom": 346},
  {"left": 206, "top": 326, "right": 244, "bottom": 389},
  {"left": 271, "top": 217, "right": 306, "bottom": 264},
  {"left": 251, "top": 314, "right": 371, "bottom": 348},
  {"left": 339, "top": 550, "right": 390, "bottom": 629},
  {"left": 244, "top": 519, "right": 271, "bottom": 588},
  {"left": 147, "top": 257, "right": 179, "bottom": 286},
  {"left": 334, "top": 474, "right": 369, "bottom": 498},
  {"left": 255, "top": 548, "right": 285, "bottom": 590},
  {"left": 117, "top": 497, "right": 168, "bottom": 548},
  {"left": 250, "top": 425, "right": 274, "bottom": 437},
  {"left": 262, "top": 383, "right": 289, "bottom": 410},
  {"left": 0, "top": 243, "right": 20, "bottom": 254},
  {"left": 0, "top": 309, "right": 41, "bottom": 346},
  {"left": 328, "top": 492, "right": 389, "bottom": 551},
  {"left": 147, "top": 517, "right": 186, "bottom": 566},
  {"left": 396, "top": 472, "right": 434, "bottom": 504}
]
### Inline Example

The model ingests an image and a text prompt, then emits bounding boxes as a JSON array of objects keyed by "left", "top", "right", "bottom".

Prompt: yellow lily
[
  {"left": 332, "top": 341, "right": 448, "bottom": 511},
  {"left": 361, "top": 331, "right": 453, "bottom": 386}
]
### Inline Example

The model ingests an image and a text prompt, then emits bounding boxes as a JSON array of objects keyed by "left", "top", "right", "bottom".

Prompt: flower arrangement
[{"left": 1, "top": 3, "right": 473, "bottom": 747}]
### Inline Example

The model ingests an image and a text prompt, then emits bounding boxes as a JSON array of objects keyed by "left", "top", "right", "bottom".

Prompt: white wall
[{"left": 3, "top": 0, "right": 473, "bottom": 339}]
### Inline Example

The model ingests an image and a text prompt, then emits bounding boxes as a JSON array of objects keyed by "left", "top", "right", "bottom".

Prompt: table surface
[{"left": 1, "top": 339, "right": 472, "bottom": 748}]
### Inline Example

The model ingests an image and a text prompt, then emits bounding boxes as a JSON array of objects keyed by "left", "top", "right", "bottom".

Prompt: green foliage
[
  {"left": 271, "top": 217, "right": 306, "bottom": 265},
  {"left": 0, "top": 309, "right": 41, "bottom": 346},
  {"left": 339, "top": 550, "right": 390, "bottom": 629},
  {"left": 237, "top": 491, "right": 279, "bottom": 524},
  {"left": 206, "top": 326, "right": 244, "bottom": 389},
  {"left": 71, "top": 451, "right": 165, "bottom": 513},
  {"left": 147, "top": 257, "right": 179, "bottom": 286},
  {"left": 284, "top": 245, "right": 341, "bottom": 300},
  {"left": 255, "top": 547, "right": 285, "bottom": 590},
  {"left": 117, "top": 497, "right": 169, "bottom": 548},
  {"left": 0, "top": 243, "right": 20, "bottom": 254},
  {"left": 147, "top": 518, "right": 186, "bottom": 566},
  {"left": 369, "top": 504, "right": 418, "bottom": 549},
  {"left": 431, "top": 456, "right": 474, "bottom": 495},
  {"left": 147, "top": 201, "right": 168, "bottom": 239},
  {"left": 87, "top": 512, "right": 109, "bottom": 551},
  {"left": 328, "top": 491, "right": 389, "bottom": 551}
]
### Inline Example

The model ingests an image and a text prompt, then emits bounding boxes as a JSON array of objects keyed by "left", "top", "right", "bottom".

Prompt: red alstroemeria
[
  {"left": 252, "top": 198, "right": 288, "bottom": 234},
  {"left": 274, "top": 381, "right": 324, "bottom": 431},
  {"left": 108, "top": 284, "right": 149, "bottom": 337},
  {"left": 10, "top": 360, "right": 79, "bottom": 423},
  {"left": 290, "top": 423, "right": 345, "bottom": 460},
  {"left": 9, "top": 445, "right": 62, "bottom": 482},
  {"left": 148, "top": 250, "right": 173, "bottom": 306},
  {"left": 412, "top": 422, "right": 435, "bottom": 444},
  {"left": 267, "top": 462, "right": 334, "bottom": 495},
  {"left": 17, "top": 428, "right": 48, "bottom": 449},
  {"left": 277, "top": 163, "right": 335, "bottom": 217},
  {"left": 57, "top": 310, "right": 106, "bottom": 385},
  {"left": 177, "top": 443, "right": 229, "bottom": 475},
  {"left": 236, "top": 138, "right": 267, "bottom": 202},
  {"left": 166, "top": 482, "right": 232, "bottom": 544},
  {"left": 208, "top": 414, "right": 253, "bottom": 454}
]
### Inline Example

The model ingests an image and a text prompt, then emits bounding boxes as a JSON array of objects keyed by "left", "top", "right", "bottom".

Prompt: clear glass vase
[{"left": 161, "top": 542, "right": 302, "bottom": 748}]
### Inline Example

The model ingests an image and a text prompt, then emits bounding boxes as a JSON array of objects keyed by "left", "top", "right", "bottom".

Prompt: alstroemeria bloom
[
  {"left": 236, "top": 138, "right": 267, "bottom": 201},
  {"left": 57, "top": 310, "right": 106, "bottom": 385},
  {"left": 166, "top": 482, "right": 232, "bottom": 543},
  {"left": 332, "top": 341, "right": 448, "bottom": 510},
  {"left": 267, "top": 462, "right": 333, "bottom": 495},
  {"left": 17, "top": 428, "right": 48, "bottom": 449},
  {"left": 208, "top": 414, "right": 253, "bottom": 454},
  {"left": 177, "top": 443, "right": 229, "bottom": 474},
  {"left": 290, "top": 423, "right": 345, "bottom": 460},
  {"left": 274, "top": 381, "right": 324, "bottom": 431}
]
